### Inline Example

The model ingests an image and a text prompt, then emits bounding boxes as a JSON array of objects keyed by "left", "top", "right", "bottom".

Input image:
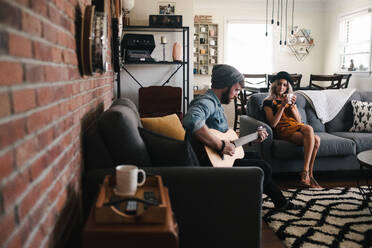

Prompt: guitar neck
[{"left": 233, "top": 132, "right": 258, "bottom": 147}]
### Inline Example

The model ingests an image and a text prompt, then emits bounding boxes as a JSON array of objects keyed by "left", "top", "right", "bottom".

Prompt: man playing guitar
[{"left": 183, "top": 64, "right": 300, "bottom": 211}]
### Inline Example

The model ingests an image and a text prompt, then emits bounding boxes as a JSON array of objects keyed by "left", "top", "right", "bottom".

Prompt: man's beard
[{"left": 221, "top": 88, "right": 231, "bottom": 104}]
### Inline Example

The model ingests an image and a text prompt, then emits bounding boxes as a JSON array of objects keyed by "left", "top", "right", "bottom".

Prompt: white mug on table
[{"left": 114, "top": 165, "right": 146, "bottom": 196}]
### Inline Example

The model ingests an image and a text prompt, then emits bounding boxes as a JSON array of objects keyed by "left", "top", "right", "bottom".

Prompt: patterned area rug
[{"left": 262, "top": 187, "right": 372, "bottom": 248}]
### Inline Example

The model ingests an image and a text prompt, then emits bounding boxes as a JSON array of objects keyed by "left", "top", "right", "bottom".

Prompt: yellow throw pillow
[{"left": 140, "top": 114, "right": 185, "bottom": 141}]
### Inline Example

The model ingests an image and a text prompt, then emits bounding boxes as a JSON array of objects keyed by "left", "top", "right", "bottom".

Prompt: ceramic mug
[
  {"left": 114, "top": 165, "right": 146, "bottom": 196},
  {"left": 286, "top": 93, "right": 293, "bottom": 104}
]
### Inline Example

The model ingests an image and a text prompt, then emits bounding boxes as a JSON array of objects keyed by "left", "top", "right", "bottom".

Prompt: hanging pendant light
[
  {"left": 265, "top": 0, "right": 295, "bottom": 46},
  {"left": 291, "top": 0, "right": 295, "bottom": 35},
  {"left": 271, "top": 0, "right": 275, "bottom": 24},
  {"left": 265, "top": 0, "right": 268, "bottom": 36}
]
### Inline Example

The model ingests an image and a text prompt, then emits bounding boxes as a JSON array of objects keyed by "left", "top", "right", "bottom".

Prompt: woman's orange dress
[{"left": 263, "top": 99, "right": 304, "bottom": 141}]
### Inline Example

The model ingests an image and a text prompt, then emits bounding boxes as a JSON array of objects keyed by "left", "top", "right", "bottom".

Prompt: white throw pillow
[{"left": 349, "top": 100, "right": 372, "bottom": 132}]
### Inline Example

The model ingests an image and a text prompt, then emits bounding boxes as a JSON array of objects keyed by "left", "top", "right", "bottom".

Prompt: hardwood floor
[{"left": 261, "top": 172, "right": 360, "bottom": 248}]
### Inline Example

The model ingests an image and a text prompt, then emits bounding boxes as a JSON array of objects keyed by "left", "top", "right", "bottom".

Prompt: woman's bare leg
[
  {"left": 309, "top": 135, "right": 321, "bottom": 188},
  {"left": 309, "top": 135, "right": 320, "bottom": 178},
  {"left": 289, "top": 132, "right": 310, "bottom": 186}
]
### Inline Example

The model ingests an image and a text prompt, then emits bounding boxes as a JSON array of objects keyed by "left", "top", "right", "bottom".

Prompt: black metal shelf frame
[{"left": 118, "top": 26, "right": 190, "bottom": 114}]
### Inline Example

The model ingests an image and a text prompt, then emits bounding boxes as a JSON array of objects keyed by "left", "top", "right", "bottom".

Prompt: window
[
  {"left": 339, "top": 9, "right": 372, "bottom": 72},
  {"left": 225, "top": 20, "right": 273, "bottom": 75}
]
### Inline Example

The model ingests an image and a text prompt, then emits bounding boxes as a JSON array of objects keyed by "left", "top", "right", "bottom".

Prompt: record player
[{"left": 121, "top": 34, "right": 155, "bottom": 62}]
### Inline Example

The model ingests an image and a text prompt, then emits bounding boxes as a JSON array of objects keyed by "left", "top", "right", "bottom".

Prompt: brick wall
[{"left": 0, "top": 0, "right": 114, "bottom": 247}]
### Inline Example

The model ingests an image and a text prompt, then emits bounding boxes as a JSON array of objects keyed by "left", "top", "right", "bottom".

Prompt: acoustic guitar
[{"left": 205, "top": 129, "right": 260, "bottom": 167}]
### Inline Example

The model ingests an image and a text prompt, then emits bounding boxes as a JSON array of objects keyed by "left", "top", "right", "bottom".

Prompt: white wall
[
  {"left": 323, "top": 0, "right": 372, "bottom": 90},
  {"left": 120, "top": 0, "right": 194, "bottom": 108},
  {"left": 194, "top": 0, "right": 326, "bottom": 89}
]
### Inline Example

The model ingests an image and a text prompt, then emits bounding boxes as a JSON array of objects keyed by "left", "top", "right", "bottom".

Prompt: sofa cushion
[
  {"left": 272, "top": 132, "right": 356, "bottom": 159},
  {"left": 349, "top": 100, "right": 372, "bottom": 132},
  {"left": 331, "top": 132, "right": 372, "bottom": 153},
  {"left": 325, "top": 91, "right": 361, "bottom": 132},
  {"left": 138, "top": 127, "right": 200, "bottom": 167},
  {"left": 141, "top": 114, "right": 185, "bottom": 140},
  {"left": 98, "top": 104, "right": 152, "bottom": 166},
  {"left": 247, "top": 93, "right": 268, "bottom": 122}
]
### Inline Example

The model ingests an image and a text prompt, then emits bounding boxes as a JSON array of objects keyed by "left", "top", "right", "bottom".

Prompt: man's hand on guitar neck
[{"left": 257, "top": 126, "right": 269, "bottom": 142}]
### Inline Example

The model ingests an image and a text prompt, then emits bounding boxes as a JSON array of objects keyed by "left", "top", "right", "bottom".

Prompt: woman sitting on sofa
[{"left": 263, "top": 71, "right": 321, "bottom": 188}]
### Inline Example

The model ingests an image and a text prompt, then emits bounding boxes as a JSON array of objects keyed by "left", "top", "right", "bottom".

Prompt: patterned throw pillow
[{"left": 349, "top": 100, "right": 372, "bottom": 132}]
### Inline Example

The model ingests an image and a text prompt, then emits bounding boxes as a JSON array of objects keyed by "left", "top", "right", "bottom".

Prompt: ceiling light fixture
[{"left": 265, "top": 0, "right": 295, "bottom": 45}]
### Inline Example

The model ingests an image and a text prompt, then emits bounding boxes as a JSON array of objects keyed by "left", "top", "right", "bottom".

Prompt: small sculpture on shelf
[{"left": 348, "top": 59, "right": 355, "bottom": 71}]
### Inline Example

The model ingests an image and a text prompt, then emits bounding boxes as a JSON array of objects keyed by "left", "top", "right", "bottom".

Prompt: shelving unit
[
  {"left": 119, "top": 26, "right": 190, "bottom": 114},
  {"left": 193, "top": 23, "right": 218, "bottom": 75},
  {"left": 288, "top": 28, "right": 314, "bottom": 61}
]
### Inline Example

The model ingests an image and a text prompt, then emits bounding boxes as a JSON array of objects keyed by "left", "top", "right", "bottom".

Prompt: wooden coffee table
[
  {"left": 82, "top": 176, "right": 179, "bottom": 248},
  {"left": 357, "top": 150, "right": 372, "bottom": 214}
]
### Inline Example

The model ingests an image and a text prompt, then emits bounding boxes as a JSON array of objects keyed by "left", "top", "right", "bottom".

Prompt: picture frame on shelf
[{"left": 158, "top": 2, "right": 175, "bottom": 15}]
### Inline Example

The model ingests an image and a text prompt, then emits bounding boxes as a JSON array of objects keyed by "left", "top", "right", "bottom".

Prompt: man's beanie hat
[{"left": 211, "top": 64, "right": 244, "bottom": 89}]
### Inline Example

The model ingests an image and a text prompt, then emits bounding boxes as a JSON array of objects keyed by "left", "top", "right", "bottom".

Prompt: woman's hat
[{"left": 270, "top": 71, "right": 293, "bottom": 85}]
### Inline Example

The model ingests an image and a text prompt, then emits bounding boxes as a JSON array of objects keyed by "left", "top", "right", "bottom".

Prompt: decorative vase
[{"left": 172, "top": 42, "right": 182, "bottom": 61}]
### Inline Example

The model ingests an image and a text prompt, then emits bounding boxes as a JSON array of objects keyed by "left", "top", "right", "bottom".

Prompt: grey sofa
[
  {"left": 82, "top": 98, "right": 264, "bottom": 248},
  {"left": 240, "top": 91, "right": 372, "bottom": 173}
]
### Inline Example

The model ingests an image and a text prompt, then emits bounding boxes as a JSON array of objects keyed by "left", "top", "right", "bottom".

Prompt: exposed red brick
[
  {"left": 14, "top": 0, "right": 30, "bottom": 7},
  {"left": 42, "top": 21, "right": 58, "bottom": 43},
  {"left": 22, "top": 11, "right": 42, "bottom": 37},
  {"left": 65, "top": 2, "right": 75, "bottom": 20},
  {"left": 34, "top": 41, "right": 52, "bottom": 61},
  {"left": 2, "top": 169, "right": 30, "bottom": 210},
  {"left": 55, "top": 0, "right": 65, "bottom": 12},
  {"left": 55, "top": 188, "right": 67, "bottom": 213},
  {"left": 7, "top": 215, "right": 33, "bottom": 248},
  {"left": 48, "top": 179, "right": 62, "bottom": 206},
  {"left": 0, "top": 61, "right": 23, "bottom": 86},
  {"left": 64, "top": 84, "right": 73, "bottom": 97},
  {"left": 40, "top": 170, "right": 54, "bottom": 203},
  {"left": 29, "top": 196, "right": 49, "bottom": 229},
  {"left": 38, "top": 127, "right": 54, "bottom": 149},
  {"left": 36, "top": 86, "right": 55, "bottom": 106},
  {"left": 12, "top": 89, "right": 36, "bottom": 113},
  {"left": 51, "top": 47, "right": 63, "bottom": 63},
  {"left": 29, "top": 155, "right": 47, "bottom": 181},
  {"left": 8, "top": 33, "right": 33, "bottom": 58},
  {"left": 15, "top": 136, "right": 38, "bottom": 168},
  {"left": 18, "top": 183, "right": 40, "bottom": 220},
  {"left": 0, "top": 91, "right": 11, "bottom": 117},
  {"left": 26, "top": 110, "right": 46, "bottom": 133},
  {"left": 0, "top": 150, "right": 14, "bottom": 181},
  {"left": 31, "top": 0, "right": 48, "bottom": 17},
  {"left": 0, "top": 210, "right": 16, "bottom": 245},
  {"left": 44, "top": 66, "right": 67, "bottom": 82},
  {"left": 28, "top": 228, "right": 44, "bottom": 248},
  {"left": 48, "top": 5, "right": 63, "bottom": 27},
  {"left": 0, "top": 2, "right": 22, "bottom": 30},
  {"left": 0, "top": 118, "right": 26, "bottom": 149},
  {"left": 25, "top": 64, "right": 44, "bottom": 83},
  {"left": 54, "top": 85, "right": 65, "bottom": 100},
  {"left": 68, "top": 67, "right": 81, "bottom": 80}
]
